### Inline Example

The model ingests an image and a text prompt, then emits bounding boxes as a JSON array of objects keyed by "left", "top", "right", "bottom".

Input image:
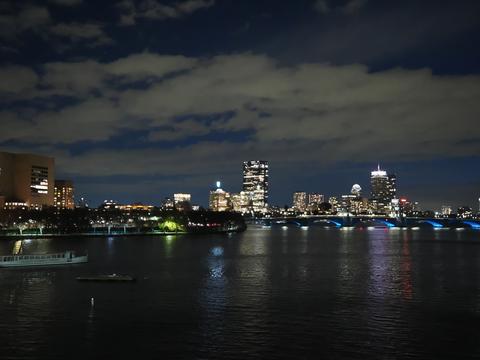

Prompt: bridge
[{"left": 257, "top": 216, "right": 480, "bottom": 229}]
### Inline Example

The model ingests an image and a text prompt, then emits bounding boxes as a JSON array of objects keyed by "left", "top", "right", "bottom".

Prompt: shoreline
[{"left": 0, "top": 229, "right": 245, "bottom": 240}]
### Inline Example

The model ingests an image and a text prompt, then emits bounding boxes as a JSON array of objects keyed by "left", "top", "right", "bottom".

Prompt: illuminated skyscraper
[
  {"left": 54, "top": 180, "right": 74, "bottom": 209},
  {"left": 0, "top": 151, "right": 55, "bottom": 208},
  {"left": 293, "top": 192, "right": 307, "bottom": 212},
  {"left": 209, "top": 182, "right": 231, "bottom": 212},
  {"left": 370, "top": 165, "right": 396, "bottom": 214},
  {"left": 242, "top": 160, "right": 269, "bottom": 213},
  {"left": 174, "top": 193, "right": 192, "bottom": 211}
]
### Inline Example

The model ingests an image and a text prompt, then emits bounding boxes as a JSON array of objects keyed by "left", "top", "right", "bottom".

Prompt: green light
[{"left": 159, "top": 219, "right": 185, "bottom": 232}]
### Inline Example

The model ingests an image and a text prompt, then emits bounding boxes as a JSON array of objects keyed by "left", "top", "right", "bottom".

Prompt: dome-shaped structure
[{"left": 351, "top": 184, "right": 362, "bottom": 196}]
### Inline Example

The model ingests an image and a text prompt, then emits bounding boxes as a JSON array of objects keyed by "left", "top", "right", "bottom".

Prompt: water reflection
[
  {"left": 400, "top": 233, "right": 413, "bottom": 300},
  {"left": 164, "top": 235, "right": 176, "bottom": 258},
  {"left": 1, "top": 229, "right": 480, "bottom": 358}
]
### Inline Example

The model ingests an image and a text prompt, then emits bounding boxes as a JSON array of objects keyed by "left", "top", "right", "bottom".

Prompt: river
[{"left": 1, "top": 227, "right": 479, "bottom": 359}]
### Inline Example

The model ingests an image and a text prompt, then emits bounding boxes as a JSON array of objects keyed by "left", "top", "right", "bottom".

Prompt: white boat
[{"left": 0, "top": 251, "right": 88, "bottom": 268}]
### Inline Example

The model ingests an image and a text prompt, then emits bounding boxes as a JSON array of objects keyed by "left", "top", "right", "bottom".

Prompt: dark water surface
[{"left": 1, "top": 227, "right": 480, "bottom": 359}]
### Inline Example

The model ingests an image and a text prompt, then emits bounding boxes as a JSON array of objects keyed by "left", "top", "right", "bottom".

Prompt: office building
[
  {"left": 0, "top": 151, "right": 55, "bottom": 208},
  {"left": 293, "top": 191, "right": 307, "bottom": 212},
  {"left": 306, "top": 193, "right": 324, "bottom": 212},
  {"left": 441, "top": 205, "right": 453, "bottom": 216},
  {"left": 308, "top": 193, "right": 324, "bottom": 206},
  {"left": 370, "top": 165, "right": 396, "bottom": 214},
  {"left": 209, "top": 182, "right": 231, "bottom": 212},
  {"left": 54, "top": 180, "right": 74, "bottom": 209},
  {"left": 230, "top": 191, "right": 250, "bottom": 213},
  {"left": 242, "top": 160, "right": 269, "bottom": 213},
  {"left": 174, "top": 193, "right": 192, "bottom": 211},
  {"left": 329, "top": 196, "right": 339, "bottom": 213},
  {"left": 161, "top": 197, "right": 175, "bottom": 210},
  {"left": 174, "top": 193, "right": 191, "bottom": 204}
]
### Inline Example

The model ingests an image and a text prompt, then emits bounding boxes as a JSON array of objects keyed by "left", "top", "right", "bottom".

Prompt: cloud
[
  {"left": 0, "top": 4, "right": 110, "bottom": 51},
  {"left": 0, "top": 5, "right": 51, "bottom": 40},
  {"left": 0, "top": 66, "right": 39, "bottom": 94},
  {"left": 1, "top": 53, "right": 479, "bottom": 181},
  {"left": 49, "top": 22, "right": 113, "bottom": 46},
  {"left": 117, "top": 0, "right": 215, "bottom": 25}
]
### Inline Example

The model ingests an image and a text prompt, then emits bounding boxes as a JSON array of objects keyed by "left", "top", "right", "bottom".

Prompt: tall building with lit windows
[
  {"left": 54, "top": 180, "right": 74, "bottom": 209},
  {"left": 370, "top": 165, "right": 396, "bottom": 214},
  {"left": 242, "top": 160, "right": 269, "bottom": 213},
  {"left": 0, "top": 151, "right": 55, "bottom": 208},
  {"left": 293, "top": 192, "right": 307, "bottom": 212},
  {"left": 209, "top": 182, "right": 231, "bottom": 212}
]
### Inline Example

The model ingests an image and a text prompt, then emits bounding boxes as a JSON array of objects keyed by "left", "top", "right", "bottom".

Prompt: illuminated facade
[
  {"left": 54, "top": 180, "right": 74, "bottom": 209},
  {"left": 308, "top": 193, "right": 324, "bottom": 206},
  {"left": 370, "top": 165, "right": 396, "bottom": 214},
  {"left": 328, "top": 196, "right": 339, "bottom": 213},
  {"left": 441, "top": 205, "right": 452, "bottom": 216},
  {"left": 230, "top": 191, "right": 250, "bottom": 213},
  {"left": 293, "top": 192, "right": 307, "bottom": 212},
  {"left": 209, "top": 184, "right": 231, "bottom": 212},
  {"left": 174, "top": 193, "right": 192, "bottom": 211},
  {"left": 0, "top": 151, "right": 55, "bottom": 208},
  {"left": 174, "top": 193, "right": 191, "bottom": 204},
  {"left": 118, "top": 203, "right": 154, "bottom": 211},
  {"left": 242, "top": 160, "right": 269, "bottom": 213},
  {"left": 306, "top": 193, "right": 325, "bottom": 212}
]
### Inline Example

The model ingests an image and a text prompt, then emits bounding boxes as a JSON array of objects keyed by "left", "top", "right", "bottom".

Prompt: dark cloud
[
  {"left": 1, "top": 53, "right": 478, "bottom": 171},
  {"left": 0, "top": 4, "right": 51, "bottom": 40},
  {"left": 49, "top": 22, "right": 113, "bottom": 47},
  {"left": 117, "top": 0, "right": 216, "bottom": 25}
]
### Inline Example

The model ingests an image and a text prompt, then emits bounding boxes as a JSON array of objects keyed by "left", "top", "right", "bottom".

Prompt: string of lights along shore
[{"left": 0, "top": 150, "right": 478, "bottom": 219}]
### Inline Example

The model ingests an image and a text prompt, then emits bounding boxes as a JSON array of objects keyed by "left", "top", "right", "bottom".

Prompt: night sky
[{"left": 1, "top": 0, "right": 479, "bottom": 209}]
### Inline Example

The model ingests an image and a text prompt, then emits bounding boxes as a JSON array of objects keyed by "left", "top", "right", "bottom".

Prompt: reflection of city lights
[
  {"left": 211, "top": 246, "right": 224, "bottom": 257},
  {"left": 282, "top": 226, "right": 288, "bottom": 230},
  {"left": 301, "top": 226, "right": 309, "bottom": 230}
]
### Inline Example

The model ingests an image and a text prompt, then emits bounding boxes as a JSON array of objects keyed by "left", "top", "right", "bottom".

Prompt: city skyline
[
  {"left": 0, "top": 148, "right": 477, "bottom": 212},
  {"left": 0, "top": 0, "right": 478, "bottom": 210}
]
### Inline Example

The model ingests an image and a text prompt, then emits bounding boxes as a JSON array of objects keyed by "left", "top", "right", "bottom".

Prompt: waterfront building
[
  {"left": 174, "top": 193, "right": 192, "bottom": 211},
  {"left": 174, "top": 193, "right": 191, "bottom": 204},
  {"left": 230, "top": 191, "right": 250, "bottom": 213},
  {"left": 54, "top": 180, "right": 74, "bottom": 210},
  {"left": 328, "top": 196, "right": 339, "bottom": 213},
  {"left": 397, "top": 198, "right": 418, "bottom": 217},
  {"left": 161, "top": 197, "right": 175, "bottom": 210},
  {"left": 242, "top": 160, "right": 269, "bottom": 213},
  {"left": 100, "top": 200, "right": 119, "bottom": 210},
  {"left": 0, "top": 151, "right": 55, "bottom": 208},
  {"left": 370, "top": 165, "right": 396, "bottom": 214},
  {"left": 441, "top": 205, "right": 453, "bottom": 216},
  {"left": 307, "top": 193, "right": 324, "bottom": 212},
  {"left": 457, "top": 206, "right": 473, "bottom": 219},
  {"left": 209, "top": 182, "right": 232, "bottom": 212},
  {"left": 293, "top": 192, "right": 307, "bottom": 212},
  {"left": 118, "top": 203, "right": 154, "bottom": 212}
]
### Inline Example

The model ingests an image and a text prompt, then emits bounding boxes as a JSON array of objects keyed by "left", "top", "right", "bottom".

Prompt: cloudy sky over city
[{"left": 1, "top": 0, "right": 479, "bottom": 208}]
